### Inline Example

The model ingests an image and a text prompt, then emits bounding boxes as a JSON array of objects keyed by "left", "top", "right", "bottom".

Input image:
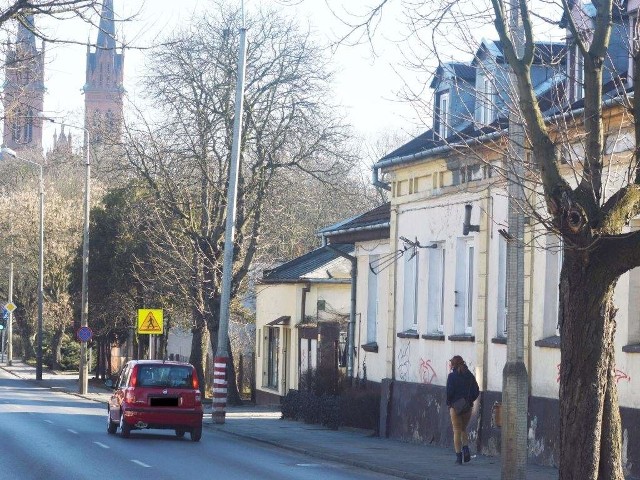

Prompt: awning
[{"left": 267, "top": 316, "right": 290, "bottom": 326}]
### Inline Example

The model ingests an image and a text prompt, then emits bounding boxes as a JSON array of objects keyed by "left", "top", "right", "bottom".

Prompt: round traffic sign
[{"left": 77, "top": 326, "right": 93, "bottom": 342}]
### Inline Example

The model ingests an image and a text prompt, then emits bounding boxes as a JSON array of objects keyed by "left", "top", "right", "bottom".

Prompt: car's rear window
[{"left": 136, "top": 365, "right": 193, "bottom": 388}]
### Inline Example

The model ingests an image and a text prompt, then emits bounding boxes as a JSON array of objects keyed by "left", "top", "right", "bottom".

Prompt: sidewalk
[{"left": 0, "top": 360, "right": 560, "bottom": 479}]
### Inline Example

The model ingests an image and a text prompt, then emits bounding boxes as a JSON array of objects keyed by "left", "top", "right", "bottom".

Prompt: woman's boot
[
  {"left": 462, "top": 445, "right": 471, "bottom": 463},
  {"left": 455, "top": 452, "right": 463, "bottom": 465}
]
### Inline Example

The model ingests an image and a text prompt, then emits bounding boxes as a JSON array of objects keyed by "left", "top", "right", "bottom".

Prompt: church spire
[
  {"left": 16, "top": 15, "right": 36, "bottom": 51},
  {"left": 96, "top": 0, "right": 116, "bottom": 50}
]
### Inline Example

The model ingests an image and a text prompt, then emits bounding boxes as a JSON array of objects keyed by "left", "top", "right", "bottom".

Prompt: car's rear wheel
[
  {"left": 190, "top": 426, "right": 202, "bottom": 442},
  {"left": 119, "top": 411, "right": 131, "bottom": 438},
  {"left": 107, "top": 408, "right": 117, "bottom": 434},
  {"left": 175, "top": 429, "right": 185, "bottom": 438}
]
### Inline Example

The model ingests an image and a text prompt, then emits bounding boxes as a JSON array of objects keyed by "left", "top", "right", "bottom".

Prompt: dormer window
[
  {"left": 439, "top": 92, "right": 449, "bottom": 139},
  {"left": 568, "top": 43, "right": 584, "bottom": 102}
]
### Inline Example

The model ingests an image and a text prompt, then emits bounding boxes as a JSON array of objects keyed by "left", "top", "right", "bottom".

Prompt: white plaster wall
[
  {"left": 355, "top": 240, "right": 390, "bottom": 383},
  {"left": 393, "top": 191, "right": 489, "bottom": 387}
]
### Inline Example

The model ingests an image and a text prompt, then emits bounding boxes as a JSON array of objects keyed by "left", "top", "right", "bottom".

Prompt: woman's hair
[{"left": 450, "top": 355, "right": 468, "bottom": 373}]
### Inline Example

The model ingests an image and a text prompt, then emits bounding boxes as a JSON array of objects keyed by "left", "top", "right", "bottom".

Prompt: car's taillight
[
  {"left": 125, "top": 388, "right": 135, "bottom": 403},
  {"left": 130, "top": 365, "right": 138, "bottom": 387},
  {"left": 192, "top": 371, "right": 199, "bottom": 390}
]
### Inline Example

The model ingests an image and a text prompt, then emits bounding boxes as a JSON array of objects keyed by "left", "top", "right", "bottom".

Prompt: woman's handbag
[{"left": 452, "top": 397, "right": 471, "bottom": 415}]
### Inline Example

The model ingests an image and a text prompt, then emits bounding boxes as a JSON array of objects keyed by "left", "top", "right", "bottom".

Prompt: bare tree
[
  {"left": 317, "top": 0, "right": 640, "bottom": 478},
  {"left": 121, "top": 2, "right": 360, "bottom": 401}
]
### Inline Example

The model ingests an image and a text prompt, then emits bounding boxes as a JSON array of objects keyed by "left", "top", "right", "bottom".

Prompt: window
[
  {"left": 454, "top": 239, "right": 475, "bottom": 334},
  {"left": 543, "top": 234, "right": 563, "bottom": 337},
  {"left": 367, "top": 255, "right": 379, "bottom": 343},
  {"left": 427, "top": 245, "right": 446, "bottom": 333},
  {"left": 439, "top": 92, "right": 449, "bottom": 139},
  {"left": 568, "top": 44, "right": 584, "bottom": 102},
  {"left": 402, "top": 250, "right": 419, "bottom": 330},
  {"left": 24, "top": 109, "right": 33, "bottom": 144},
  {"left": 266, "top": 327, "right": 279, "bottom": 389},
  {"left": 630, "top": 14, "right": 638, "bottom": 87},
  {"left": 628, "top": 266, "right": 640, "bottom": 344},
  {"left": 497, "top": 235, "right": 507, "bottom": 337},
  {"left": 480, "top": 77, "right": 494, "bottom": 124}
]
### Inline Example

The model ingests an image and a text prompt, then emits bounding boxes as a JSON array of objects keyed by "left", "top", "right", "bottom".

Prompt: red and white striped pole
[
  {"left": 212, "top": 357, "right": 228, "bottom": 422},
  {"left": 213, "top": 22, "right": 247, "bottom": 425}
]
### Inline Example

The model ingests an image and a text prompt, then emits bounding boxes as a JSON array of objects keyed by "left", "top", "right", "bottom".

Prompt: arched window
[
  {"left": 24, "top": 109, "right": 33, "bottom": 143},
  {"left": 12, "top": 109, "right": 21, "bottom": 142}
]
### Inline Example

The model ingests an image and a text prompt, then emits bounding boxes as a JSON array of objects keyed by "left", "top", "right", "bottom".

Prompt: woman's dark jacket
[{"left": 446, "top": 368, "right": 480, "bottom": 407}]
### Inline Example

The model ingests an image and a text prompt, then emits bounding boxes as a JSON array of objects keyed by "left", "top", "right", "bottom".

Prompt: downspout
[
  {"left": 372, "top": 165, "right": 391, "bottom": 191},
  {"left": 325, "top": 244, "right": 357, "bottom": 380},
  {"left": 299, "top": 283, "right": 311, "bottom": 387}
]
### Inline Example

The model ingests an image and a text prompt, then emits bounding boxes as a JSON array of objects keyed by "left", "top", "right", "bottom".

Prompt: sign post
[{"left": 137, "top": 309, "right": 164, "bottom": 360}]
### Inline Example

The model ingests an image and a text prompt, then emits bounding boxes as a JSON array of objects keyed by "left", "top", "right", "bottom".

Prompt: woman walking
[{"left": 446, "top": 355, "right": 480, "bottom": 465}]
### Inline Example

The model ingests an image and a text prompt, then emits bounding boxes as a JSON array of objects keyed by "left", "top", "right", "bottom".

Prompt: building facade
[{"left": 2, "top": 15, "right": 45, "bottom": 153}]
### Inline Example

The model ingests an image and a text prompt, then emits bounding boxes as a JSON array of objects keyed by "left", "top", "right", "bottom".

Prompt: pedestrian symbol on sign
[{"left": 137, "top": 309, "right": 164, "bottom": 335}]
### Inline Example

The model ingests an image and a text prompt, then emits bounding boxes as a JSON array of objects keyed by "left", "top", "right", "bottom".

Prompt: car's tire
[
  {"left": 119, "top": 411, "right": 131, "bottom": 438},
  {"left": 190, "top": 426, "right": 202, "bottom": 442},
  {"left": 107, "top": 408, "right": 117, "bottom": 434},
  {"left": 175, "top": 429, "right": 185, "bottom": 438}
]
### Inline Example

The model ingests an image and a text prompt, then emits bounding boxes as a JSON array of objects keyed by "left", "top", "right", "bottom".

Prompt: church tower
[
  {"left": 84, "top": 0, "right": 124, "bottom": 144},
  {"left": 3, "top": 15, "right": 45, "bottom": 152}
]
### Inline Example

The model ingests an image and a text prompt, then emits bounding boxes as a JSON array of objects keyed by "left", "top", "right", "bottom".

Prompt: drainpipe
[
  {"left": 325, "top": 244, "right": 357, "bottom": 380},
  {"left": 372, "top": 165, "right": 391, "bottom": 191}
]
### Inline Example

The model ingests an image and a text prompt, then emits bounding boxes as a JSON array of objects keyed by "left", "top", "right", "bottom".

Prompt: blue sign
[
  {"left": 1, "top": 308, "right": 7, "bottom": 320},
  {"left": 77, "top": 326, "right": 93, "bottom": 343}
]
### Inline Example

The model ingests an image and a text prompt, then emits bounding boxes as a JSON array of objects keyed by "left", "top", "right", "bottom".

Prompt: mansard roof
[
  {"left": 429, "top": 62, "right": 476, "bottom": 89},
  {"left": 476, "top": 39, "right": 566, "bottom": 66}
]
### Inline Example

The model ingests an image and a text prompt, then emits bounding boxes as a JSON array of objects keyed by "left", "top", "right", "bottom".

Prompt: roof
[
  {"left": 479, "top": 39, "right": 566, "bottom": 66},
  {"left": 430, "top": 62, "right": 476, "bottom": 88},
  {"left": 320, "top": 203, "right": 391, "bottom": 235},
  {"left": 262, "top": 244, "right": 354, "bottom": 283}
]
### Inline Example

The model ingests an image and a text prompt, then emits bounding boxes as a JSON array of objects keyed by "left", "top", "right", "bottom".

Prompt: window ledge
[
  {"left": 534, "top": 335, "right": 560, "bottom": 349},
  {"left": 448, "top": 334, "right": 475, "bottom": 342},
  {"left": 361, "top": 342, "right": 379, "bottom": 353},
  {"left": 422, "top": 333, "right": 445, "bottom": 341},
  {"left": 397, "top": 329, "right": 419, "bottom": 339},
  {"left": 622, "top": 343, "right": 640, "bottom": 353},
  {"left": 491, "top": 336, "right": 507, "bottom": 345}
]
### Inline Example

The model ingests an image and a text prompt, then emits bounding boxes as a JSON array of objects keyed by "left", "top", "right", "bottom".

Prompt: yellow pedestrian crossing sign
[{"left": 137, "top": 309, "right": 164, "bottom": 335}]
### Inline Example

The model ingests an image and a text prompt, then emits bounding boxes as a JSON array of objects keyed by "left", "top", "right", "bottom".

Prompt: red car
[{"left": 106, "top": 360, "right": 204, "bottom": 441}]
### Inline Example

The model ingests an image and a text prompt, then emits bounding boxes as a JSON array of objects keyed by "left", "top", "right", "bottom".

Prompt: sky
[
  {"left": 24, "top": 0, "right": 427, "bottom": 150},
  {"left": 20, "top": 0, "right": 564, "bottom": 151}
]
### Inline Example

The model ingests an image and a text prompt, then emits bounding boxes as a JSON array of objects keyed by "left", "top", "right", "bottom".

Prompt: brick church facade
[{"left": 3, "top": 1, "right": 124, "bottom": 154}]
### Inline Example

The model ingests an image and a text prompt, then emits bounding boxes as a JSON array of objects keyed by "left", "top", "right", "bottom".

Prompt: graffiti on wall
[
  {"left": 556, "top": 363, "right": 631, "bottom": 384},
  {"left": 397, "top": 342, "right": 410, "bottom": 381},
  {"left": 419, "top": 358, "right": 437, "bottom": 384}
]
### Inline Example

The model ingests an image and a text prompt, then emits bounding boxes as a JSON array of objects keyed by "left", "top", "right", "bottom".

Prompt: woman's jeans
[{"left": 449, "top": 407, "right": 472, "bottom": 453}]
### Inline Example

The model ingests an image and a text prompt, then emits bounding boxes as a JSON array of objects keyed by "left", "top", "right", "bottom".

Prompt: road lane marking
[
  {"left": 93, "top": 442, "right": 110, "bottom": 449},
  {"left": 131, "top": 460, "right": 151, "bottom": 468},
  {"left": 44, "top": 420, "right": 53, "bottom": 424},
  {"left": 67, "top": 429, "right": 78, "bottom": 434}
]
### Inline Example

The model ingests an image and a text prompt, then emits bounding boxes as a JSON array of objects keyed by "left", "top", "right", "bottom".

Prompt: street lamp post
[
  {"left": 0, "top": 147, "right": 44, "bottom": 380},
  {"left": 41, "top": 116, "right": 91, "bottom": 394}
]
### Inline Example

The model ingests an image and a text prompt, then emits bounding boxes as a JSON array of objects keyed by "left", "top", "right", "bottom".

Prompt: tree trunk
[
  {"left": 559, "top": 259, "right": 623, "bottom": 479},
  {"left": 50, "top": 325, "right": 64, "bottom": 370},
  {"left": 189, "top": 313, "right": 209, "bottom": 397}
]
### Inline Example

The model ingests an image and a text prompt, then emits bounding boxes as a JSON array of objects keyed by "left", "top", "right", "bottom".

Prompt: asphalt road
[{"left": 0, "top": 369, "right": 397, "bottom": 480}]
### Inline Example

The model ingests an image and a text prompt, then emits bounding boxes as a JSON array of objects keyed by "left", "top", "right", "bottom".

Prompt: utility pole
[
  {"left": 78, "top": 128, "right": 91, "bottom": 394},
  {"left": 213, "top": 11, "right": 247, "bottom": 425},
  {"left": 501, "top": 1, "right": 529, "bottom": 479},
  {"left": 7, "top": 262, "right": 13, "bottom": 366}
]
